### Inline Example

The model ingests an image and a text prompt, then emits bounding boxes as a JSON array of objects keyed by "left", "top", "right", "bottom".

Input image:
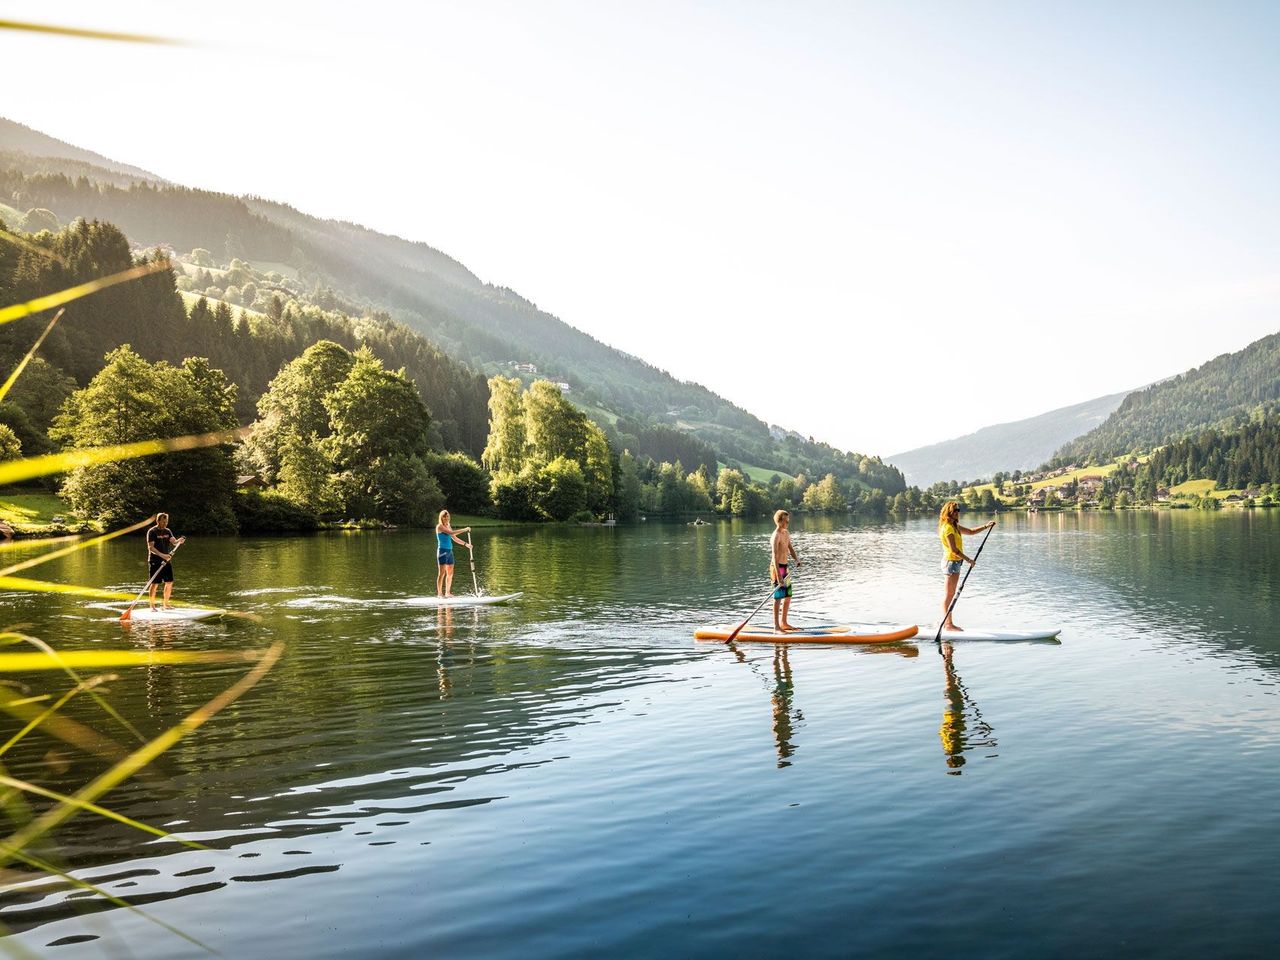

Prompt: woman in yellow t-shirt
[{"left": 938, "top": 500, "right": 994, "bottom": 632}]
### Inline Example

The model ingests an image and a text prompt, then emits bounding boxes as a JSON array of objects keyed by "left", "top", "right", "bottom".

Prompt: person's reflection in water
[
  {"left": 771, "top": 645, "right": 802, "bottom": 767},
  {"left": 124, "top": 620, "right": 181, "bottom": 717},
  {"left": 938, "top": 642, "right": 997, "bottom": 775},
  {"left": 436, "top": 606, "right": 455, "bottom": 698}
]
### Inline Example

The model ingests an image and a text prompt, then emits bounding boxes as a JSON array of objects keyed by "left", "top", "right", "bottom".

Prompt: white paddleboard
[
  {"left": 122, "top": 606, "right": 225, "bottom": 622},
  {"left": 923, "top": 626, "right": 1061, "bottom": 642},
  {"left": 396, "top": 593, "right": 523, "bottom": 607}
]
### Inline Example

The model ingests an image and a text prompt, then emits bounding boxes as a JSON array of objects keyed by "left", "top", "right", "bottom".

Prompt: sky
[{"left": 2, "top": 0, "right": 1278, "bottom": 455}]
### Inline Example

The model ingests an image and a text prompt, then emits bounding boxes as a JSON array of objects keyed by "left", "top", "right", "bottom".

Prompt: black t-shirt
[{"left": 147, "top": 526, "right": 175, "bottom": 557}]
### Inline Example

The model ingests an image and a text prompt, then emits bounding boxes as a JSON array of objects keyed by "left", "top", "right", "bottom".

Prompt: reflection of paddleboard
[
  {"left": 694, "top": 623, "right": 918, "bottom": 644},
  {"left": 122, "top": 607, "right": 225, "bottom": 622},
  {"left": 397, "top": 593, "right": 523, "bottom": 607},
  {"left": 924, "top": 626, "right": 1061, "bottom": 642}
]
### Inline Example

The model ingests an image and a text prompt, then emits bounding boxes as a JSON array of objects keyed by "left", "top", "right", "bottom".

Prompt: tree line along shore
[
  {"left": 4, "top": 217, "right": 1277, "bottom": 535},
  {"left": 0, "top": 217, "right": 924, "bottom": 534}
]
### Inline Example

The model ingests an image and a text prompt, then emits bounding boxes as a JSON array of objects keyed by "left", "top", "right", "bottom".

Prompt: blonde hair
[
  {"left": 156, "top": 512, "right": 170, "bottom": 525},
  {"left": 438, "top": 509, "right": 450, "bottom": 526},
  {"left": 774, "top": 509, "right": 789, "bottom": 525},
  {"left": 938, "top": 501, "right": 959, "bottom": 526}
]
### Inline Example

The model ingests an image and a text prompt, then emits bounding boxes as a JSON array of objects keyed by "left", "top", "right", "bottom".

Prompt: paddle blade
[{"left": 119, "top": 607, "right": 132, "bottom": 622}]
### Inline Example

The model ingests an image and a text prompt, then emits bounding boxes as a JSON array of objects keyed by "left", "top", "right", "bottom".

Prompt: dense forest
[
  {"left": 1052, "top": 329, "right": 1280, "bottom": 465},
  {"left": 0, "top": 219, "right": 490, "bottom": 455},
  {"left": 1132, "top": 414, "right": 1280, "bottom": 497}
]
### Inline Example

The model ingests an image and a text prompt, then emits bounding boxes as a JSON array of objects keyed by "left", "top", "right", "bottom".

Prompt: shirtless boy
[{"left": 770, "top": 509, "right": 800, "bottom": 631}]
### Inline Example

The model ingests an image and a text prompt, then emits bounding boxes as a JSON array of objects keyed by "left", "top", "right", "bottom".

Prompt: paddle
[
  {"left": 465, "top": 533, "right": 481, "bottom": 596},
  {"left": 120, "top": 540, "right": 183, "bottom": 622},
  {"left": 722, "top": 588, "right": 778, "bottom": 644},
  {"left": 933, "top": 523, "right": 994, "bottom": 644}
]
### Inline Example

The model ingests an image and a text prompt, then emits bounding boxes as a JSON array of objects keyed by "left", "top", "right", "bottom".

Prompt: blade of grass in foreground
[
  {"left": 0, "top": 771, "right": 205, "bottom": 849},
  {"left": 0, "top": 633, "right": 145, "bottom": 744},
  {"left": 0, "top": 517, "right": 151, "bottom": 579},
  {"left": 0, "top": 646, "right": 269, "bottom": 672},
  {"left": 1, "top": 641, "right": 282, "bottom": 859},
  {"left": 0, "top": 18, "right": 178, "bottom": 45},
  {"left": 0, "top": 426, "right": 250, "bottom": 486},
  {"left": 0, "top": 675, "right": 114, "bottom": 757},
  {"left": 0, "top": 309, "right": 64, "bottom": 406},
  {"left": 4, "top": 847, "right": 212, "bottom": 953},
  {"left": 0, "top": 260, "right": 171, "bottom": 327}
]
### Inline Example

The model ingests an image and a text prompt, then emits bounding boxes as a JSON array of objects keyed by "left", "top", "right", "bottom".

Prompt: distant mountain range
[
  {"left": 0, "top": 117, "right": 903, "bottom": 491},
  {"left": 888, "top": 390, "right": 1130, "bottom": 487}
]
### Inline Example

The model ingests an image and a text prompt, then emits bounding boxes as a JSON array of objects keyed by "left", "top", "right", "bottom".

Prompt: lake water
[{"left": 2, "top": 512, "right": 1279, "bottom": 958}]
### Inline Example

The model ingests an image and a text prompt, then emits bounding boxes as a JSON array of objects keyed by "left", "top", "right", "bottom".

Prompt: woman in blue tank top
[{"left": 435, "top": 509, "right": 472, "bottom": 597}]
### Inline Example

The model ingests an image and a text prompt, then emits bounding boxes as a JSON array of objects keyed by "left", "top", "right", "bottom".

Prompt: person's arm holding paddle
[
  {"left": 953, "top": 520, "right": 994, "bottom": 565},
  {"left": 938, "top": 501, "right": 995, "bottom": 632},
  {"left": 145, "top": 512, "right": 185, "bottom": 611}
]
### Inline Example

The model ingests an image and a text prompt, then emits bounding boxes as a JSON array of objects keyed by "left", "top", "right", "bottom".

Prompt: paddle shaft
[
  {"left": 934, "top": 524, "right": 993, "bottom": 643},
  {"left": 723, "top": 589, "right": 777, "bottom": 644},
  {"left": 465, "top": 534, "right": 480, "bottom": 596},
  {"left": 121, "top": 539, "right": 182, "bottom": 620}
]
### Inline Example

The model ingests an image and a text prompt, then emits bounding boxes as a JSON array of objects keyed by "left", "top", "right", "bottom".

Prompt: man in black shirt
[{"left": 146, "top": 512, "right": 186, "bottom": 610}]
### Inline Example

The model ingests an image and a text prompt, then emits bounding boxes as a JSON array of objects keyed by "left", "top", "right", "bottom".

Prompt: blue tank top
[{"left": 436, "top": 531, "right": 452, "bottom": 551}]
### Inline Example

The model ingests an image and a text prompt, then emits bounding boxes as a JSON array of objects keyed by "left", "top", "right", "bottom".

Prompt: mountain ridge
[
  {"left": 0, "top": 117, "right": 905, "bottom": 492},
  {"left": 888, "top": 389, "right": 1131, "bottom": 486}
]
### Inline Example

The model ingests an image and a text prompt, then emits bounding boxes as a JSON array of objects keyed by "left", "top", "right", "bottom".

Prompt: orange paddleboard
[{"left": 694, "top": 623, "right": 918, "bottom": 644}]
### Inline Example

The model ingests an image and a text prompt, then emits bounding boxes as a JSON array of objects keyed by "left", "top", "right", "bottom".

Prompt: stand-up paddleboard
[
  {"left": 397, "top": 593, "right": 523, "bottom": 608},
  {"left": 924, "top": 626, "right": 1061, "bottom": 642},
  {"left": 120, "top": 606, "right": 225, "bottom": 623},
  {"left": 695, "top": 623, "right": 918, "bottom": 644}
]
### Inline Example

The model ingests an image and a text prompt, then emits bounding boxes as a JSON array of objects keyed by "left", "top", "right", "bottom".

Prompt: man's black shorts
[{"left": 149, "top": 557, "right": 174, "bottom": 583}]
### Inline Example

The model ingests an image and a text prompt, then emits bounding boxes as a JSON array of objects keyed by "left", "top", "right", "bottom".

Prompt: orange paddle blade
[{"left": 120, "top": 607, "right": 132, "bottom": 622}]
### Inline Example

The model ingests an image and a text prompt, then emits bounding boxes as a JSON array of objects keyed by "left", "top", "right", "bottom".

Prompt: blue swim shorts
[
  {"left": 941, "top": 559, "right": 963, "bottom": 576},
  {"left": 438, "top": 550, "right": 455, "bottom": 565}
]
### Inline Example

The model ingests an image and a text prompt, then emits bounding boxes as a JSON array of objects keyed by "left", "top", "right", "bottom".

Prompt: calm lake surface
[{"left": 2, "top": 512, "right": 1279, "bottom": 958}]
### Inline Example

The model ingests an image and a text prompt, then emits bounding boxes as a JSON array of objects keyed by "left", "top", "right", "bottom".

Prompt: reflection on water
[
  {"left": 937, "top": 642, "right": 998, "bottom": 774},
  {"left": 770, "top": 647, "right": 800, "bottom": 767},
  {"left": 2, "top": 512, "right": 1279, "bottom": 958}
]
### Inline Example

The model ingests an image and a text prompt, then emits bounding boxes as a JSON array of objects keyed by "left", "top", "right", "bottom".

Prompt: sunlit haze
[{"left": 3, "top": 0, "right": 1277, "bottom": 455}]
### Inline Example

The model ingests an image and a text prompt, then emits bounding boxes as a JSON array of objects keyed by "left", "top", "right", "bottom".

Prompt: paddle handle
[
  {"left": 933, "top": 523, "right": 994, "bottom": 643},
  {"left": 121, "top": 539, "right": 182, "bottom": 620}
]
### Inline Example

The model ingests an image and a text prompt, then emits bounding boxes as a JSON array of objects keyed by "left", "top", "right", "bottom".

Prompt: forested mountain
[
  {"left": 0, "top": 117, "right": 903, "bottom": 491},
  {"left": 0, "top": 220, "right": 490, "bottom": 455},
  {"left": 1130, "top": 413, "right": 1280, "bottom": 498},
  {"left": 0, "top": 117, "right": 160, "bottom": 184},
  {"left": 1053, "top": 330, "right": 1280, "bottom": 465},
  {"left": 888, "top": 390, "right": 1129, "bottom": 486}
]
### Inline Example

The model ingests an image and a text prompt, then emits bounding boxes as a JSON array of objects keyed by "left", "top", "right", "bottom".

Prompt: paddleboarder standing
[
  {"left": 146, "top": 512, "right": 186, "bottom": 611},
  {"left": 770, "top": 509, "right": 800, "bottom": 632},
  {"left": 938, "top": 501, "right": 994, "bottom": 632},
  {"left": 435, "top": 509, "right": 472, "bottom": 598}
]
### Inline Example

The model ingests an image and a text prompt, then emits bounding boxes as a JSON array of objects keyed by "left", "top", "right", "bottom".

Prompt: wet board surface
[
  {"left": 694, "top": 623, "right": 919, "bottom": 644},
  {"left": 395, "top": 592, "right": 524, "bottom": 607},
  {"left": 923, "top": 626, "right": 1062, "bottom": 642},
  {"left": 121, "top": 607, "right": 225, "bottom": 622}
]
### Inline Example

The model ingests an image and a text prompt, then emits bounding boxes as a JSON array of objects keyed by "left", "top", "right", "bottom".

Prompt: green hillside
[
  {"left": 0, "top": 118, "right": 905, "bottom": 493},
  {"left": 1053, "top": 330, "right": 1280, "bottom": 465}
]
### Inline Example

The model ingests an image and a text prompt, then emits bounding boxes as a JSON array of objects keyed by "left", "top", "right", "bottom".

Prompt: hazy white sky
[{"left": 3, "top": 1, "right": 1278, "bottom": 455}]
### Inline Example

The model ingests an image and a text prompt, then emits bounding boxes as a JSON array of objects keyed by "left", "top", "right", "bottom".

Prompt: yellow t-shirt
[{"left": 940, "top": 521, "right": 963, "bottom": 561}]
